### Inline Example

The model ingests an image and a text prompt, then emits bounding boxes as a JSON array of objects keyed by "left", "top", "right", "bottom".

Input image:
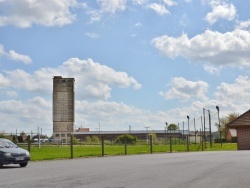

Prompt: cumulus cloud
[
  {"left": 203, "top": 64, "right": 221, "bottom": 75},
  {"left": 0, "top": 58, "right": 141, "bottom": 99},
  {"left": 8, "top": 50, "right": 32, "bottom": 64},
  {"left": 236, "top": 20, "right": 250, "bottom": 30},
  {"left": 88, "top": 0, "right": 126, "bottom": 23},
  {"left": 163, "top": 0, "right": 177, "bottom": 6},
  {"left": 97, "top": 0, "right": 126, "bottom": 14},
  {"left": 0, "top": 97, "right": 52, "bottom": 134},
  {"left": 159, "top": 77, "right": 209, "bottom": 101},
  {"left": 147, "top": 3, "right": 170, "bottom": 15},
  {"left": 0, "top": 0, "right": 79, "bottom": 28},
  {"left": 215, "top": 76, "right": 250, "bottom": 103},
  {"left": 152, "top": 29, "right": 250, "bottom": 67},
  {"left": 132, "top": 0, "right": 147, "bottom": 5},
  {"left": 205, "top": 1, "right": 236, "bottom": 25},
  {"left": 0, "top": 43, "right": 32, "bottom": 64}
]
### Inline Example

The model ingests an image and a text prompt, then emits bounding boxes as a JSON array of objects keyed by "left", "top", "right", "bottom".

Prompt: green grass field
[{"left": 18, "top": 143, "right": 237, "bottom": 161}]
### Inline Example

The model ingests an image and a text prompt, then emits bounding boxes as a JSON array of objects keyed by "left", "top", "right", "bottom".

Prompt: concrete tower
[{"left": 53, "top": 76, "right": 75, "bottom": 143}]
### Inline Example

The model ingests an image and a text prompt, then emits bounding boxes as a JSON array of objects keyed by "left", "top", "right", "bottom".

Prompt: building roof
[
  {"left": 227, "top": 109, "right": 250, "bottom": 128},
  {"left": 74, "top": 130, "right": 190, "bottom": 135}
]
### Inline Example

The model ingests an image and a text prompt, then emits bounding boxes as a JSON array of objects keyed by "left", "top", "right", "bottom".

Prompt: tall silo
[{"left": 53, "top": 76, "right": 75, "bottom": 143}]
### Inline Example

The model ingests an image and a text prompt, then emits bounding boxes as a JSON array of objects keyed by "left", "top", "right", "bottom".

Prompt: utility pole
[
  {"left": 203, "top": 108, "right": 206, "bottom": 149},
  {"left": 216, "top": 106, "right": 222, "bottom": 147},
  {"left": 208, "top": 110, "right": 212, "bottom": 148}
]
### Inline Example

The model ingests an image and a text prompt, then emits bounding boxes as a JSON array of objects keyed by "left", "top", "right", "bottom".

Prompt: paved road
[{"left": 1, "top": 151, "right": 250, "bottom": 188}]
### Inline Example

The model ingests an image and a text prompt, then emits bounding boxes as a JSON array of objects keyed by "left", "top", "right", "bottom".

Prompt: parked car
[{"left": 0, "top": 138, "right": 30, "bottom": 168}]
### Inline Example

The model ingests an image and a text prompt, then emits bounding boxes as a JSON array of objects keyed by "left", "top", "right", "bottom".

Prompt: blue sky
[{"left": 0, "top": 0, "right": 250, "bottom": 136}]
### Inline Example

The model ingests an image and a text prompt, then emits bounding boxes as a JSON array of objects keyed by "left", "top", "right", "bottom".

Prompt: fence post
[
  {"left": 201, "top": 129, "right": 204, "bottom": 151},
  {"left": 187, "top": 136, "right": 189, "bottom": 152},
  {"left": 101, "top": 135, "right": 104, "bottom": 157},
  {"left": 150, "top": 135, "right": 153, "bottom": 154},
  {"left": 27, "top": 135, "right": 31, "bottom": 153},
  {"left": 170, "top": 136, "right": 172, "bottom": 153},
  {"left": 124, "top": 135, "right": 127, "bottom": 155},
  {"left": 70, "top": 134, "right": 73, "bottom": 159}
]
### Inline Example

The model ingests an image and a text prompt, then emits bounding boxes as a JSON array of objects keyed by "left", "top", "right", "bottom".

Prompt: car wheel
[{"left": 19, "top": 162, "right": 28, "bottom": 167}]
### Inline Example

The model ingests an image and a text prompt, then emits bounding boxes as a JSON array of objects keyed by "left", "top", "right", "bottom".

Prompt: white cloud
[
  {"left": 0, "top": 97, "right": 52, "bottom": 134},
  {"left": 0, "top": 43, "right": 32, "bottom": 64},
  {"left": 97, "top": 0, "right": 126, "bottom": 14},
  {"left": 0, "top": 58, "right": 142, "bottom": 100},
  {"left": 88, "top": 0, "right": 127, "bottom": 23},
  {"left": 163, "top": 0, "right": 177, "bottom": 6},
  {"left": 85, "top": 32, "right": 100, "bottom": 39},
  {"left": 203, "top": 64, "right": 221, "bottom": 75},
  {"left": 147, "top": 3, "right": 170, "bottom": 15},
  {"left": 8, "top": 50, "right": 32, "bottom": 64},
  {"left": 0, "top": 0, "right": 79, "bottom": 28},
  {"left": 152, "top": 29, "right": 250, "bottom": 67},
  {"left": 205, "top": 1, "right": 236, "bottom": 25},
  {"left": 215, "top": 76, "right": 250, "bottom": 103},
  {"left": 133, "top": 0, "right": 147, "bottom": 5},
  {"left": 135, "top": 22, "right": 142, "bottom": 28},
  {"left": 159, "top": 77, "right": 209, "bottom": 101},
  {"left": 236, "top": 20, "right": 250, "bottom": 30},
  {"left": 185, "top": 0, "right": 192, "bottom": 3}
]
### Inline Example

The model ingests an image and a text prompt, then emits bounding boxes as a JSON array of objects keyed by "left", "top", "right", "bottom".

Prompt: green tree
[
  {"left": 91, "top": 135, "right": 100, "bottom": 143},
  {"left": 216, "top": 112, "right": 239, "bottom": 138},
  {"left": 85, "top": 136, "right": 91, "bottom": 144},
  {"left": 20, "top": 131, "right": 26, "bottom": 136},
  {"left": 167, "top": 124, "right": 179, "bottom": 130},
  {"left": 150, "top": 131, "right": 158, "bottom": 144},
  {"left": 67, "top": 136, "right": 79, "bottom": 145},
  {"left": 114, "top": 135, "right": 137, "bottom": 144}
]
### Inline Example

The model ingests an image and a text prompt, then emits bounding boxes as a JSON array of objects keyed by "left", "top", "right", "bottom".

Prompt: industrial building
[{"left": 53, "top": 76, "right": 75, "bottom": 143}]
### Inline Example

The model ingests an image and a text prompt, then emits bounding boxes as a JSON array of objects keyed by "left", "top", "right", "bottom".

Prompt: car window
[
  {"left": 0, "top": 140, "right": 5, "bottom": 148},
  {"left": 0, "top": 139, "right": 18, "bottom": 148}
]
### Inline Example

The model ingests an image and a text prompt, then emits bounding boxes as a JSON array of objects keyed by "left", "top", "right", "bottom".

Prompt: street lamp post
[
  {"left": 194, "top": 118, "right": 197, "bottom": 144},
  {"left": 203, "top": 108, "right": 206, "bottom": 149},
  {"left": 216, "top": 106, "right": 222, "bottom": 147},
  {"left": 165, "top": 122, "right": 168, "bottom": 144},
  {"left": 187, "top": 116, "right": 190, "bottom": 151},
  {"left": 208, "top": 110, "right": 212, "bottom": 148}
]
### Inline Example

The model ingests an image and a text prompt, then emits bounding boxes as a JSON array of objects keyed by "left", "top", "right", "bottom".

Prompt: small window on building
[
  {"left": 55, "top": 134, "right": 60, "bottom": 137},
  {"left": 61, "top": 134, "right": 65, "bottom": 137},
  {"left": 67, "top": 134, "right": 71, "bottom": 137}
]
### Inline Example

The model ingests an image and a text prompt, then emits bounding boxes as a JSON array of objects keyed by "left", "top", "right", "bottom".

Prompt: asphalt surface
[{"left": 1, "top": 151, "right": 250, "bottom": 188}]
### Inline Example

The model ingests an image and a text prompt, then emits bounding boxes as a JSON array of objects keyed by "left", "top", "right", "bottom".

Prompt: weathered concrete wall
[{"left": 53, "top": 76, "right": 75, "bottom": 143}]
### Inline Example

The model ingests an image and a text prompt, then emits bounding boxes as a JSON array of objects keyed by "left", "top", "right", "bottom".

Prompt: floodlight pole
[
  {"left": 216, "top": 106, "right": 222, "bottom": 147},
  {"left": 203, "top": 108, "right": 206, "bottom": 149},
  {"left": 165, "top": 122, "right": 168, "bottom": 144},
  {"left": 208, "top": 110, "right": 212, "bottom": 148},
  {"left": 187, "top": 116, "right": 190, "bottom": 152}
]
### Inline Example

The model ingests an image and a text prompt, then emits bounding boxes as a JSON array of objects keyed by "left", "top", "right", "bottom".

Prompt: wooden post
[
  {"left": 187, "top": 136, "right": 189, "bottom": 152},
  {"left": 70, "top": 134, "right": 73, "bottom": 159},
  {"left": 124, "top": 135, "right": 127, "bottom": 155},
  {"left": 170, "top": 136, "right": 172, "bottom": 153},
  {"left": 150, "top": 135, "right": 153, "bottom": 154},
  {"left": 102, "top": 135, "right": 104, "bottom": 157}
]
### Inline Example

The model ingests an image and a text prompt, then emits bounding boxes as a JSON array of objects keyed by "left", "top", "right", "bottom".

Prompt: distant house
[
  {"left": 227, "top": 109, "right": 250, "bottom": 150},
  {"left": 227, "top": 129, "right": 237, "bottom": 143}
]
